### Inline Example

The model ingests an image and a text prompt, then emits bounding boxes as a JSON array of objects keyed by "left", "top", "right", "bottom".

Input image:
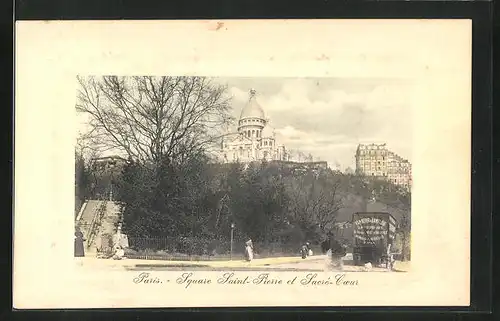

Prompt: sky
[
  {"left": 217, "top": 77, "right": 413, "bottom": 171},
  {"left": 77, "top": 77, "right": 413, "bottom": 170}
]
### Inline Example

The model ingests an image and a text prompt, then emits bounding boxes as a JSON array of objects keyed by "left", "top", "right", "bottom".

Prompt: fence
[{"left": 123, "top": 236, "right": 306, "bottom": 261}]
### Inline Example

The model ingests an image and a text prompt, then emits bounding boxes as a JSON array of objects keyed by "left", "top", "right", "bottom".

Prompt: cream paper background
[{"left": 14, "top": 20, "right": 471, "bottom": 308}]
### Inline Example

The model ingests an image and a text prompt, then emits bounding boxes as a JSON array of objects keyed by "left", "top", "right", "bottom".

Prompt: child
[{"left": 113, "top": 246, "right": 125, "bottom": 260}]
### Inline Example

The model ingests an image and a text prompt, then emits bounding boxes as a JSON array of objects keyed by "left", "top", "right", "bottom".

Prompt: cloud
[{"left": 229, "top": 86, "right": 250, "bottom": 103}]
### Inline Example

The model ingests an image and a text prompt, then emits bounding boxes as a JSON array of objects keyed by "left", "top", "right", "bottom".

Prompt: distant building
[
  {"left": 355, "top": 143, "right": 412, "bottom": 190},
  {"left": 212, "top": 89, "right": 321, "bottom": 166},
  {"left": 91, "top": 155, "right": 127, "bottom": 173}
]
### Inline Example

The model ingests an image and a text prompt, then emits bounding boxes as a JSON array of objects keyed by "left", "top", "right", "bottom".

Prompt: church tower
[{"left": 237, "top": 89, "right": 266, "bottom": 139}]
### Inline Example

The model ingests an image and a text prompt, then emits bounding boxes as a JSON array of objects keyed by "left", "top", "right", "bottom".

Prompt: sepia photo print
[
  {"left": 74, "top": 76, "right": 413, "bottom": 273},
  {"left": 14, "top": 20, "right": 472, "bottom": 308}
]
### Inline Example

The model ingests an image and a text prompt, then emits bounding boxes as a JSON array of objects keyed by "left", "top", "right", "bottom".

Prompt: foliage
[
  {"left": 75, "top": 152, "right": 87, "bottom": 214},
  {"left": 76, "top": 77, "right": 412, "bottom": 256},
  {"left": 283, "top": 170, "right": 344, "bottom": 242}
]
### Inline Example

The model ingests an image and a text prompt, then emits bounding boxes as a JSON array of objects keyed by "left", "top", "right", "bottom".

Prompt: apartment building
[{"left": 355, "top": 143, "right": 412, "bottom": 190}]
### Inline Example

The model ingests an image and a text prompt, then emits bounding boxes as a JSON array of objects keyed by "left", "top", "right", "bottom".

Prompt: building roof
[
  {"left": 239, "top": 89, "right": 265, "bottom": 120},
  {"left": 92, "top": 155, "right": 127, "bottom": 162}
]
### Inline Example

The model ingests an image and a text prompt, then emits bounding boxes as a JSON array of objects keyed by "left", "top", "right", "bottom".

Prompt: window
[
  {"left": 264, "top": 141, "right": 268, "bottom": 146},
  {"left": 252, "top": 130, "right": 255, "bottom": 136},
  {"left": 247, "top": 130, "right": 251, "bottom": 137}
]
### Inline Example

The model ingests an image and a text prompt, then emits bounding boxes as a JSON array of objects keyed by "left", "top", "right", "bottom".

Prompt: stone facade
[
  {"left": 355, "top": 143, "right": 412, "bottom": 190},
  {"left": 213, "top": 89, "right": 290, "bottom": 163}
]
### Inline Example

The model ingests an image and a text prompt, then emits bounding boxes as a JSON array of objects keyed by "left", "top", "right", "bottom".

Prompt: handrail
[
  {"left": 75, "top": 200, "right": 88, "bottom": 222},
  {"left": 86, "top": 200, "right": 108, "bottom": 249}
]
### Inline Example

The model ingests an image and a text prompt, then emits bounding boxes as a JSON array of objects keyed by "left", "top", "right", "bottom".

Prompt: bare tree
[
  {"left": 76, "top": 130, "right": 102, "bottom": 165},
  {"left": 286, "top": 175, "right": 344, "bottom": 235},
  {"left": 76, "top": 76, "right": 234, "bottom": 167}
]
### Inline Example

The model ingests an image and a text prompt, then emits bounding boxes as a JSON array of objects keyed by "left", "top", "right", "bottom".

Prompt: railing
[
  {"left": 122, "top": 236, "right": 307, "bottom": 261},
  {"left": 75, "top": 201, "right": 88, "bottom": 221},
  {"left": 86, "top": 200, "right": 108, "bottom": 249}
]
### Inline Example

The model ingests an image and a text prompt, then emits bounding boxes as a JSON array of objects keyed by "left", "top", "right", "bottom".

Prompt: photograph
[
  {"left": 74, "top": 76, "right": 412, "bottom": 273},
  {"left": 14, "top": 19, "right": 471, "bottom": 308}
]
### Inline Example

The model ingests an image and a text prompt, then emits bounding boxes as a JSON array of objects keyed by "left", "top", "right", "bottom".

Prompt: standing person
[
  {"left": 74, "top": 226, "right": 86, "bottom": 257},
  {"left": 328, "top": 231, "right": 346, "bottom": 271},
  {"left": 386, "top": 240, "right": 395, "bottom": 271},
  {"left": 321, "top": 238, "right": 330, "bottom": 254},
  {"left": 245, "top": 238, "right": 254, "bottom": 262},
  {"left": 306, "top": 242, "right": 313, "bottom": 256},
  {"left": 300, "top": 243, "right": 308, "bottom": 259},
  {"left": 112, "top": 225, "right": 123, "bottom": 249}
]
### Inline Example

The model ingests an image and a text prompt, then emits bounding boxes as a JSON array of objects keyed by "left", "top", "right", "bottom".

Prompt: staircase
[
  {"left": 75, "top": 200, "right": 122, "bottom": 256},
  {"left": 94, "top": 201, "right": 122, "bottom": 255},
  {"left": 76, "top": 200, "right": 102, "bottom": 243}
]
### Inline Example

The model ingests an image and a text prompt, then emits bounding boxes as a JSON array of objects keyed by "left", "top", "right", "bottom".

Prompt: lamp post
[
  {"left": 109, "top": 163, "right": 115, "bottom": 202},
  {"left": 230, "top": 223, "right": 235, "bottom": 261}
]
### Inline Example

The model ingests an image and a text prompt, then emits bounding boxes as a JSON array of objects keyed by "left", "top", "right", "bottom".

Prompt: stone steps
[{"left": 93, "top": 202, "right": 121, "bottom": 254}]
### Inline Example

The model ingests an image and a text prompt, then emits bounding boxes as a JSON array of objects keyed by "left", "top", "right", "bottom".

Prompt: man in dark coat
[
  {"left": 321, "top": 238, "right": 330, "bottom": 254},
  {"left": 328, "top": 231, "right": 346, "bottom": 271},
  {"left": 74, "top": 226, "right": 86, "bottom": 257}
]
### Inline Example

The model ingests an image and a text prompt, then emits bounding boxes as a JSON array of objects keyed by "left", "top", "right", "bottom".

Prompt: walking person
[
  {"left": 74, "top": 226, "right": 86, "bottom": 257},
  {"left": 328, "top": 231, "right": 346, "bottom": 271},
  {"left": 244, "top": 238, "right": 254, "bottom": 262},
  {"left": 321, "top": 238, "right": 330, "bottom": 254},
  {"left": 300, "top": 242, "right": 313, "bottom": 258},
  {"left": 306, "top": 242, "right": 313, "bottom": 256},
  {"left": 300, "top": 243, "right": 308, "bottom": 259}
]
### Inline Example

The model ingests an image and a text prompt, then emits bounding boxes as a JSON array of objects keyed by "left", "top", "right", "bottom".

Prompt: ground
[{"left": 76, "top": 254, "right": 410, "bottom": 272}]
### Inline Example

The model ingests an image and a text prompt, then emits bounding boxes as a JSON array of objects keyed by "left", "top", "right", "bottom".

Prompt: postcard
[{"left": 14, "top": 19, "right": 471, "bottom": 308}]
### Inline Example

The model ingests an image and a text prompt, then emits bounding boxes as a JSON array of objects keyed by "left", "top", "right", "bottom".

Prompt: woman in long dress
[
  {"left": 74, "top": 227, "right": 85, "bottom": 257},
  {"left": 244, "top": 239, "right": 254, "bottom": 262}
]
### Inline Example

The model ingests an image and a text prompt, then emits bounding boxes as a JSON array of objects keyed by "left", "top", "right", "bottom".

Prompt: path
[{"left": 75, "top": 254, "right": 410, "bottom": 272}]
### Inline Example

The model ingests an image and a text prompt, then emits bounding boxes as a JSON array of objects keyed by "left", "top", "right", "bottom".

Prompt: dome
[{"left": 239, "top": 89, "right": 265, "bottom": 120}]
